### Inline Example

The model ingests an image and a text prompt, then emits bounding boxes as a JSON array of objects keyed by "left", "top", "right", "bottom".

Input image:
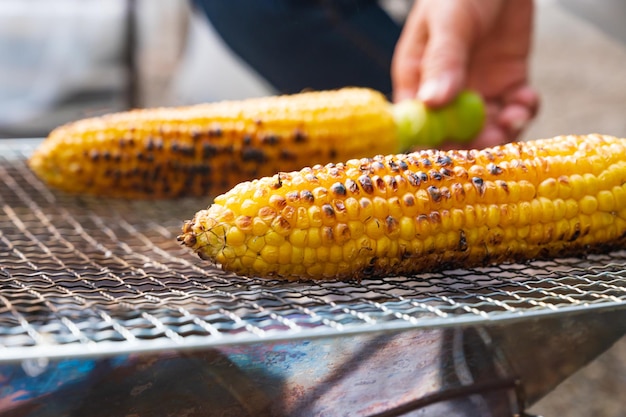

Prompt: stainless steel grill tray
[{"left": 1, "top": 140, "right": 626, "bottom": 363}]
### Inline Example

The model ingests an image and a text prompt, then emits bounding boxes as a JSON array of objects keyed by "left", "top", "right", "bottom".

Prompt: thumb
[{"left": 417, "top": 8, "right": 478, "bottom": 107}]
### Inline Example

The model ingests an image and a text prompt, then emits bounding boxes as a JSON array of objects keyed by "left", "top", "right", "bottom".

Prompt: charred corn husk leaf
[
  {"left": 28, "top": 88, "right": 484, "bottom": 199},
  {"left": 179, "top": 134, "right": 626, "bottom": 281}
]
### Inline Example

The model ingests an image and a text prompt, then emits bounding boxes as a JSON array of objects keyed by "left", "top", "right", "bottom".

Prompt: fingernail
[
  {"left": 417, "top": 79, "right": 440, "bottom": 103},
  {"left": 509, "top": 116, "right": 528, "bottom": 132},
  {"left": 417, "top": 73, "right": 455, "bottom": 107}
]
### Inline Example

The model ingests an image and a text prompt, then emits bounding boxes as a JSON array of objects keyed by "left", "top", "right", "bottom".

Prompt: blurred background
[{"left": 0, "top": 0, "right": 624, "bottom": 415}]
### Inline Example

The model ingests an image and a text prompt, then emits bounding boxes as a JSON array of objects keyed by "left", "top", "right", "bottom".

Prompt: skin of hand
[{"left": 391, "top": 0, "right": 539, "bottom": 148}]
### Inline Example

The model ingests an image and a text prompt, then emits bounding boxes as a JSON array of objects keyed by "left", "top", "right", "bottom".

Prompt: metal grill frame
[{"left": 1, "top": 139, "right": 626, "bottom": 363}]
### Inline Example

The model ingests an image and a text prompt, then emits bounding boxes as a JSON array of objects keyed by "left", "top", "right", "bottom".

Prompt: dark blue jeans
[{"left": 193, "top": 0, "right": 402, "bottom": 97}]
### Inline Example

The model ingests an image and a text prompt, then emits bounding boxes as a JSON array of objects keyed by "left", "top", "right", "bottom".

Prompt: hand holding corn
[
  {"left": 28, "top": 88, "right": 484, "bottom": 199},
  {"left": 179, "top": 134, "right": 626, "bottom": 281}
]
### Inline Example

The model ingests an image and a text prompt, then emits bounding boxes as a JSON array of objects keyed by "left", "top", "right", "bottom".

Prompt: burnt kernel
[
  {"left": 322, "top": 226, "right": 334, "bottom": 242},
  {"left": 242, "top": 135, "right": 252, "bottom": 145},
  {"left": 274, "top": 216, "right": 291, "bottom": 232},
  {"left": 321, "top": 204, "right": 336, "bottom": 219},
  {"left": 146, "top": 138, "right": 155, "bottom": 151},
  {"left": 261, "top": 134, "right": 280, "bottom": 145},
  {"left": 497, "top": 180, "right": 509, "bottom": 193},
  {"left": 202, "top": 143, "right": 217, "bottom": 158},
  {"left": 427, "top": 185, "right": 442, "bottom": 202},
  {"left": 385, "top": 216, "right": 399, "bottom": 233},
  {"left": 336, "top": 223, "right": 351, "bottom": 240},
  {"left": 440, "top": 168, "right": 452, "bottom": 178},
  {"left": 388, "top": 159, "right": 400, "bottom": 172},
  {"left": 304, "top": 173, "right": 319, "bottom": 183},
  {"left": 371, "top": 161, "right": 386, "bottom": 172},
  {"left": 269, "top": 195, "right": 287, "bottom": 210},
  {"left": 330, "top": 182, "right": 347, "bottom": 196},
  {"left": 458, "top": 230, "right": 468, "bottom": 251},
  {"left": 451, "top": 183, "right": 465, "bottom": 200},
  {"left": 273, "top": 173, "right": 283, "bottom": 189},
  {"left": 487, "top": 163, "right": 503, "bottom": 175},
  {"left": 209, "top": 126, "right": 223, "bottom": 137},
  {"left": 482, "top": 150, "right": 495, "bottom": 161},
  {"left": 286, "top": 191, "right": 300, "bottom": 202},
  {"left": 418, "top": 172, "right": 429, "bottom": 182},
  {"left": 280, "top": 149, "right": 297, "bottom": 160},
  {"left": 90, "top": 150, "right": 100, "bottom": 161},
  {"left": 102, "top": 151, "right": 111, "bottom": 161},
  {"left": 300, "top": 190, "right": 315, "bottom": 204},
  {"left": 194, "top": 164, "right": 211, "bottom": 175},
  {"left": 334, "top": 199, "right": 346, "bottom": 213},
  {"left": 384, "top": 175, "right": 398, "bottom": 192},
  {"left": 429, "top": 211, "right": 442, "bottom": 224},
  {"left": 374, "top": 177, "right": 386, "bottom": 191},
  {"left": 570, "top": 223, "right": 581, "bottom": 241},
  {"left": 293, "top": 129, "right": 307, "bottom": 142},
  {"left": 345, "top": 179, "right": 359, "bottom": 194},
  {"left": 472, "top": 177, "right": 486, "bottom": 195},
  {"left": 436, "top": 155, "right": 453, "bottom": 166},
  {"left": 136, "top": 151, "right": 145, "bottom": 161},
  {"left": 422, "top": 158, "right": 432, "bottom": 167},
  {"left": 398, "top": 160, "right": 408, "bottom": 171},
  {"left": 190, "top": 128, "right": 201, "bottom": 141},
  {"left": 241, "top": 148, "right": 267, "bottom": 163},
  {"left": 406, "top": 172, "right": 421, "bottom": 187},
  {"left": 429, "top": 170, "right": 443, "bottom": 181},
  {"left": 329, "top": 149, "right": 337, "bottom": 159},
  {"left": 180, "top": 144, "right": 195, "bottom": 157},
  {"left": 358, "top": 175, "right": 374, "bottom": 194},
  {"left": 403, "top": 194, "right": 415, "bottom": 206},
  {"left": 183, "top": 233, "right": 197, "bottom": 246}
]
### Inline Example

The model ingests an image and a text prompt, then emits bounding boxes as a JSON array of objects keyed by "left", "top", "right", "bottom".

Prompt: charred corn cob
[
  {"left": 28, "top": 88, "right": 484, "bottom": 199},
  {"left": 179, "top": 134, "right": 626, "bottom": 281}
]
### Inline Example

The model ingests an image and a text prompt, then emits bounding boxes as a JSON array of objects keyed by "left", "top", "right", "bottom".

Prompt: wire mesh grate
[{"left": 1, "top": 140, "right": 626, "bottom": 362}]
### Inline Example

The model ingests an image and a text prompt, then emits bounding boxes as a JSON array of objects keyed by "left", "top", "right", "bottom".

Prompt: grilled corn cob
[
  {"left": 28, "top": 88, "right": 484, "bottom": 199},
  {"left": 179, "top": 134, "right": 626, "bottom": 281}
]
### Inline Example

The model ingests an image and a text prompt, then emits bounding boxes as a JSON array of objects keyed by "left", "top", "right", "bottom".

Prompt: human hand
[{"left": 391, "top": 0, "right": 539, "bottom": 148}]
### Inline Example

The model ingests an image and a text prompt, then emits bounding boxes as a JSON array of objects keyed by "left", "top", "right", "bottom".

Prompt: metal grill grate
[{"left": 1, "top": 140, "right": 626, "bottom": 363}]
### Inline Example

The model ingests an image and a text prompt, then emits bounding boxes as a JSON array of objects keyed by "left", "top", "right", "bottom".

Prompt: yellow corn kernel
[
  {"left": 358, "top": 198, "right": 375, "bottom": 222},
  {"left": 260, "top": 245, "right": 280, "bottom": 264},
  {"left": 365, "top": 218, "right": 385, "bottom": 240},
  {"left": 597, "top": 190, "right": 615, "bottom": 212},
  {"left": 180, "top": 134, "right": 626, "bottom": 281},
  {"left": 252, "top": 218, "right": 269, "bottom": 236},
  {"left": 289, "top": 229, "right": 308, "bottom": 248},
  {"left": 399, "top": 217, "right": 416, "bottom": 240},
  {"left": 579, "top": 195, "right": 598, "bottom": 215},
  {"left": 225, "top": 227, "right": 246, "bottom": 247},
  {"left": 278, "top": 241, "right": 292, "bottom": 264}
]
